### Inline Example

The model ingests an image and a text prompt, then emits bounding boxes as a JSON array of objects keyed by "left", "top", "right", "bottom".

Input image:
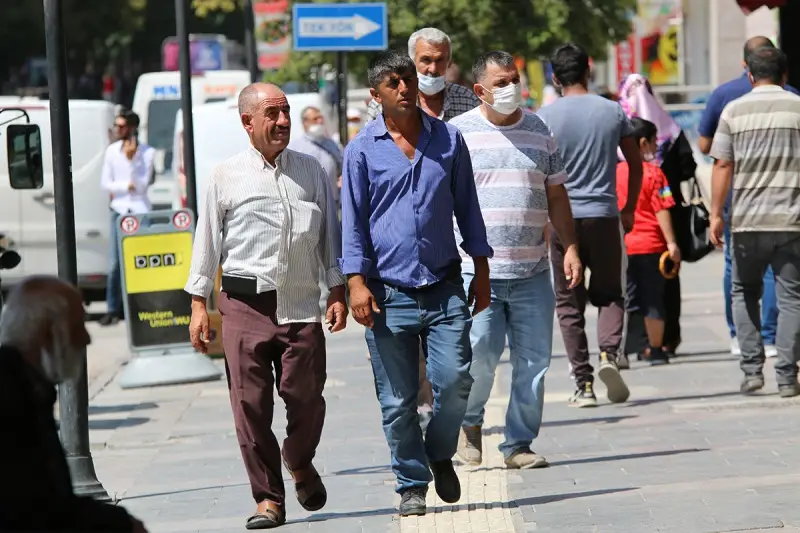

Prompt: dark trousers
[
  {"left": 731, "top": 232, "right": 800, "bottom": 385},
  {"left": 625, "top": 274, "right": 682, "bottom": 355},
  {"left": 550, "top": 217, "right": 625, "bottom": 387},
  {"left": 219, "top": 290, "right": 327, "bottom": 506}
]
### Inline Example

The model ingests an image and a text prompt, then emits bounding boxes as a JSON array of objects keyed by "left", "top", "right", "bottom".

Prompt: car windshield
[{"left": 147, "top": 99, "right": 182, "bottom": 172}]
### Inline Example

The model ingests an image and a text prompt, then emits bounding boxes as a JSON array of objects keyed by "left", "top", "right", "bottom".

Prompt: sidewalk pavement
[{"left": 85, "top": 252, "right": 800, "bottom": 532}]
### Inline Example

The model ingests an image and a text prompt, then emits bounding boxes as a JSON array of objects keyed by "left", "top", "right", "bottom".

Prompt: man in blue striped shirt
[{"left": 339, "top": 50, "right": 493, "bottom": 517}]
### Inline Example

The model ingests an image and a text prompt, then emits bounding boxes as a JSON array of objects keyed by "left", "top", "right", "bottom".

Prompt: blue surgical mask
[{"left": 417, "top": 72, "right": 446, "bottom": 96}]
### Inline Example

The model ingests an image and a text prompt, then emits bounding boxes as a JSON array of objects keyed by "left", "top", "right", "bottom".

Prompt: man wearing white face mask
[
  {"left": 289, "top": 106, "right": 343, "bottom": 204},
  {"left": 450, "top": 51, "right": 581, "bottom": 469},
  {"left": 366, "top": 27, "right": 480, "bottom": 123},
  {"left": 0, "top": 276, "right": 148, "bottom": 532}
]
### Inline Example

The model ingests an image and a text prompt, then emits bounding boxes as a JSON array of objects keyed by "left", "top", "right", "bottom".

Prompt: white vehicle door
[{"left": 0, "top": 107, "right": 28, "bottom": 282}]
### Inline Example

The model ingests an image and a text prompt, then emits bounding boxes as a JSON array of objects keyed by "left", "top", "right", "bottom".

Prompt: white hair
[
  {"left": 408, "top": 28, "right": 452, "bottom": 61},
  {"left": 0, "top": 276, "right": 73, "bottom": 352}
]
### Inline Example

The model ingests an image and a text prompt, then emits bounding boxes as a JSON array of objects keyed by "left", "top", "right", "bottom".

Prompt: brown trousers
[
  {"left": 219, "top": 290, "right": 326, "bottom": 507},
  {"left": 550, "top": 217, "right": 625, "bottom": 387}
]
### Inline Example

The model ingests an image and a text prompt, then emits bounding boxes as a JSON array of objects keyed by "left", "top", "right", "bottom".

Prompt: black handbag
[{"left": 671, "top": 178, "right": 715, "bottom": 263}]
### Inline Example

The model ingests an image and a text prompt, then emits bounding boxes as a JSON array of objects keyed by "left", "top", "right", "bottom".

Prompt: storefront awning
[{"left": 736, "top": 0, "right": 786, "bottom": 14}]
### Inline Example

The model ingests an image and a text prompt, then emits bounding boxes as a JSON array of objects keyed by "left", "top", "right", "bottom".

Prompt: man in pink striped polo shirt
[{"left": 450, "top": 51, "right": 581, "bottom": 469}]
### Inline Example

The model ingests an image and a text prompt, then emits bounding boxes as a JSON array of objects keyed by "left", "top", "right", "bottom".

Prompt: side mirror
[{"left": 6, "top": 124, "right": 44, "bottom": 190}]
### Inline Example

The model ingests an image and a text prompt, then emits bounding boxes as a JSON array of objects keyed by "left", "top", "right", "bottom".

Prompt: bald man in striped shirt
[{"left": 185, "top": 83, "right": 347, "bottom": 529}]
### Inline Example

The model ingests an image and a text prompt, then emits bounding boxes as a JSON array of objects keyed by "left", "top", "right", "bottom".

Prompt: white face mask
[
  {"left": 417, "top": 72, "right": 446, "bottom": 96},
  {"left": 307, "top": 123, "right": 326, "bottom": 139},
  {"left": 481, "top": 82, "right": 522, "bottom": 116},
  {"left": 40, "top": 327, "right": 83, "bottom": 384}
]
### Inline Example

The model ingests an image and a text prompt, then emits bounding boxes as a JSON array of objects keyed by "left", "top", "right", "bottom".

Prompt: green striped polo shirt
[{"left": 710, "top": 84, "right": 800, "bottom": 233}]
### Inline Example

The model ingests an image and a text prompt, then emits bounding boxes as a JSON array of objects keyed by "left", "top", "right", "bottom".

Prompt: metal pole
[
  {"left": 336, "top": 52, "right": 348, "bottom": 145},
  {"left": 43, "top": 0, "right": 109, "bottom": 501},
  {"left": 176, "top": 0, "right": 198, "bottom": 217},
  {"left": 243, "top": 0, "right": 260, "bottom": 83}
]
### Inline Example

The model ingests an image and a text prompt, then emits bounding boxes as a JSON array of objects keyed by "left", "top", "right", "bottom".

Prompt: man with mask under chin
[
  {"left": 366, "top": 27, "right": 480, "bottom": 124},
  {"left": 288, "top": 106, "right": 344, "bottom": 205},
  {"left": 0, "top": 276, "right": 147, "bottom": 533}
]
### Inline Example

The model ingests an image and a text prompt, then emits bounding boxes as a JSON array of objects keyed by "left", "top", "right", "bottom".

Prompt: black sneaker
[
  {"left": 98, "top": 313, "right": 120, "bottom": 327},
  {"left": 740, "top": 376, "right": 765, "bottom": 394},
  {"left": 399, "top": 486, "right": 427, "bottom": 516},
  {"left": 429, "top": 459, "right": 461, "bottom": 503},
  {"left": 648, "top": 347, "right": 670, "bottom": 366},
  {"left": 568, "top": 382, "right": 598, "bottom": 408}
]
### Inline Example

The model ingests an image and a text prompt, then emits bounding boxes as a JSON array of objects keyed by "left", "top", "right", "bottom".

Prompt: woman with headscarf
[{"left": 617, "top": 73, "right": 697, "bottom": 360}]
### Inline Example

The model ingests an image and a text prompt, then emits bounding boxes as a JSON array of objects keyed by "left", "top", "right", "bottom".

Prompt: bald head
[
  {"left": 744, "top": 36, "right": 775, "bottom": 62},
  {"left": 238, "top": 82, "right": 286, "bottom": 115}
]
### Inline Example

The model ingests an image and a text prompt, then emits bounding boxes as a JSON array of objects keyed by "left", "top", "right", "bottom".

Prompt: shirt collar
[
  {"left": 751, "top": 84, "right": 785, "bottom": 93},
  {"left": 248, "top": 145, "right": 286, "bottom": 170},
  {"left": 373, "top": 108, "right": 433, "bottom": 138}
]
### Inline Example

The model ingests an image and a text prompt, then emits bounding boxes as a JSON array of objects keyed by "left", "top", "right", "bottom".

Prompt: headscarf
[{"left": 618, "top": 73, "right": 681, "bottom": 163}]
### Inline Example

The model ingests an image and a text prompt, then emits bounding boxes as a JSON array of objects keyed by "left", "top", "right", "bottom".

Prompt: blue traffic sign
[{"left": 292, "top": 3, "right": 388, "bottom": 52}]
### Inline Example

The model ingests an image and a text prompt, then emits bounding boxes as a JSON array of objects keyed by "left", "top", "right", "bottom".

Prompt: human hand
[
  {"left": 325, "top": 286, "right": 348, "bottom": 332},
  {"left": 189, "top": 303, "right": 210, "bottom": 353},
  {"left": 349, "top": 283, "right": 380, "bottom": 328},
  {"left": 667, "top": 242, "right": 682, "bottom": 264},
  {"left": 563, "top": 245, "right": 583, "bottom": 289},
  {"left": 710, "top": 215, "right": 725, "bottom": 248},
  {"left": 468, "top": 271, "right": 491, "bottom": 316},
  {"left": 620, "top": 209, "right": 635, "bottom": 233}
]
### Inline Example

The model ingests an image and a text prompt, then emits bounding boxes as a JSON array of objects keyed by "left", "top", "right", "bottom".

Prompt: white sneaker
[
  {"left": 765, "top": 345, "right": 778, "bottom": 358},
  {"left": 730, "top": 337, "right": 742, "bottom": 356}
]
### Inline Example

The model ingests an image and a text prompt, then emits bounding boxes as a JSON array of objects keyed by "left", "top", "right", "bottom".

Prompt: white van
[
  {"left": 0, "top": 99, "right": 116, "bottom": 301},
  {"left": 171, "top": 92, "right": 330, "bottom": 214},
  {"left": 131, "top": 70, "right": 251, "bottom": 211}
]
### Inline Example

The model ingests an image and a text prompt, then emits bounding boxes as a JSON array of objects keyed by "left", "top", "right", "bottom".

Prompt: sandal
[
  {"left": 245, "top": 506, "right": 285, "bottom": 530},
  {"left": 283, "top": 459, "right": 327, "bottom": 512}
]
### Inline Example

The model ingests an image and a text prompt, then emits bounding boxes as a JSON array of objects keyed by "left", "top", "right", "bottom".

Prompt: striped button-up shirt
[{"left": 185, "top": 147, "right": 346, "bottom": 324}]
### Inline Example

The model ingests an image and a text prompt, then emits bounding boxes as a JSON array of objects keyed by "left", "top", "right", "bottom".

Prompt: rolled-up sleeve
[
  {"left": 338, "top": 141, "right": 374, "bottom": 275},
  {"left": 184, "top": 171, "right": 225, "bottom": 298},
  {"left": 452, "top": 130, "right": 493, "bottom": 258},
  {"left": 315, "top": 162, "right": 347, "bottom": 288}
]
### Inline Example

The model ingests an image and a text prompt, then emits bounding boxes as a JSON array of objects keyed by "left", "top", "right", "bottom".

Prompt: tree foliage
[{"left": 190, "top": 0, "right": 635, "bottom": 86}]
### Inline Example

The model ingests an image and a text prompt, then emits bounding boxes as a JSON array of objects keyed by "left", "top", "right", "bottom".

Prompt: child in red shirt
[{"left": 616, "top": 117, "right": 681, "bottom": 365}]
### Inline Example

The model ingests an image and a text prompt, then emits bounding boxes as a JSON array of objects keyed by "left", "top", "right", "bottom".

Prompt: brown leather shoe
[
  {"left": 245, "top": 500, "right": 285, "bottom": 530},
  {"left": 283, "top": 459, "right": 327, "bottom": 512}
]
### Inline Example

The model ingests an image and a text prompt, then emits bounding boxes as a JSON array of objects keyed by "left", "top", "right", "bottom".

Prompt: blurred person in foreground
[
  {"left": 616, "top": 118, "right": 681, "bottom": 367},
  {"left": 709, "top": 47, "right": 800, "bottom": 398},
  {"left": 0, "top": 276, "right": 147, "bottom": 532},
  {"left": 617, "top": 73, "right": 697, "bottom": 362},
  {"left": 699, "top": 36, "right": 799, "bottom": 359}
]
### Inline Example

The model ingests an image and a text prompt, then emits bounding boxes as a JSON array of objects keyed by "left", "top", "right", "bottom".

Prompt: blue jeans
[
  {"left": 365, "top": 276, "right": 473, "bottom": 493},
  {"left": 106, "top": 209, "right": 122, "bottom": 315},
  {"left": 462, "top": 269, "right": 554, "bottom": 458},
  {"left": 724, "top": 223, "right": 777, "bottom": 344}
]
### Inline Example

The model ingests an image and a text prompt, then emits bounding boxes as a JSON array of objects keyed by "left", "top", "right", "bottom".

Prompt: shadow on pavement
[
  {"left": 483, "top": 415, "right": 638, "bottom": 436},
  {"left": 547, "top": 447, "right": 708, "bottom": 467},
  {"left": 512, "top": 487, "right": 638, "bottom": 506},
  {"left": 623, "top": 390, "right": 742, "bottom": 407},
  {"left": 89, "top": 417, "right": 149, "bottom": 430},
  {"left": 89, "top": 402, "right": 158, "bottom": 415},
  {"left": 330, "top": 464, "right": 392, "bottom": 476},
  {"left": 120, "top": 482, "right": 249, "bottom": 501}
]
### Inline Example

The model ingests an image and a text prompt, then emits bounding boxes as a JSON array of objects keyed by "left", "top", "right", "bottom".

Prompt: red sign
[
  {"left": 616, "top": 36, "right": 637, "bottom": 84},
  {"left": 172, "top": 211, "right": 192, "bottom": 230},
  {"left": 120, "top": 216, "right": 140, "bottom": 235}
]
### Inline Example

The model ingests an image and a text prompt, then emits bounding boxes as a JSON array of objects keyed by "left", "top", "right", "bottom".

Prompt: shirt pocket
[{"left": 292, "top": 200, "right": 323, "bottom": 250}]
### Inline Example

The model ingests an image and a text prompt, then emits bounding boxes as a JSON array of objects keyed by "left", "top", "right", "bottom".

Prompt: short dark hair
[
  {"left": 743, "top": 36, "right": 774, "bottom": 62},
  {"left": 472, "top": 51, "right": 516, "bottom": 83},
  {"left": 120, "top": 110, "right": 140, "bottom": 128},
  {"left": 630, "top": 117, "right": 658, "bottom": 145},
  {"left": 550, "top": 44, "right": 590, "bottom": 88},
  {"left": 367, "top": 50, "right": 415, "bottom": 89},
  {"left": 747, "top": 47, "right": 788, "bottom": 85}
]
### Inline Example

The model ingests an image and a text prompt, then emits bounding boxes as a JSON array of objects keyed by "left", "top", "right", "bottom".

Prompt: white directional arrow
[{"left": 298, "top": 14, "right": 381, "bottom": 40}]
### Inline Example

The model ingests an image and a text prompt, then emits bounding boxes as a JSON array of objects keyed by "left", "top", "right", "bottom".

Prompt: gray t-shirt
[{"left": 537, "top": 94, "right": 633, "bottom": 219}]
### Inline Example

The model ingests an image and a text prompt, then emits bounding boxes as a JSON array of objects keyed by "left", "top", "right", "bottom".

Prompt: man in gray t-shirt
[{"left": 536, "top": 44, "right": 643, "bottom": 409}]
